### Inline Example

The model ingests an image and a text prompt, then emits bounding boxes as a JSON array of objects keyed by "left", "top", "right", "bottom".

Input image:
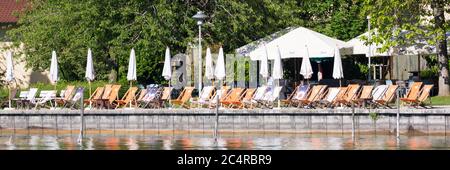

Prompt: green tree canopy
[{"left": 7, "top": 0, "right": 367, "bottom": 84}]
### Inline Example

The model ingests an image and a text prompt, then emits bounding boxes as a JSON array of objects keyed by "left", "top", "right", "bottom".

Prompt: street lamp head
[
  {"left": 367, "top": 15, "right": 371, "bottom": 20},
  {"left": 192, "top": 11, "right": 207, "bottom": 25}
]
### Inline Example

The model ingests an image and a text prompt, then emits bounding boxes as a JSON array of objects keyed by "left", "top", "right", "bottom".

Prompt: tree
[
  {"left": 362, "top": 0, "right": 450, "bottom": 96},
  {"left": 7, "top": 0, "right": 367, "bottom": 84}
]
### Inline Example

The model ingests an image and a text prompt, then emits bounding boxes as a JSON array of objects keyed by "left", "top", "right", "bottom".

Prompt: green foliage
[
  {"left": 369, "top": 112, "right": 379, "bottom": 122},
  {"left": 430, "top": 96, "right": 450, "bottom": 105},
  {"left": 7, "top": 0, "right": 368, "bottom": 85}
]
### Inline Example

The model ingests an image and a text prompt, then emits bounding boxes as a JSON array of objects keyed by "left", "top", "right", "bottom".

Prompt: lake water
[{"left": 0, "top": 131, "right": 449, "bottom": 150}]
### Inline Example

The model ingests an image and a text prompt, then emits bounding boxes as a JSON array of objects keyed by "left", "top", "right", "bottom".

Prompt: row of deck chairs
[
  {"left": 282, "top": 82, "right": 434, "bottom": 108},
  {"left": 8, "top": 86, "right": 85, "bottom": 109}
]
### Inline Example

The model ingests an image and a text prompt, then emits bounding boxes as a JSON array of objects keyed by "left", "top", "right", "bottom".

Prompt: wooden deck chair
[
  {"left": 190, "top": 86, "right": 215, "bottom": 108},
  {"left": 318, "top": 87, "right": 340, "bottom": 108},
  {"left": 336, "top": 84, "right": 360, "bottom": 106},
  {"left": 114, "top": 87, "right": 138, "bottom": 108},
  {"left": 353, "top": 85, "right": 374, "bottom": 108},
  {"left": 289, "top": 85, "right": 310, "bottom": 107},
  {"left": 84, "top": 86, "right": 104, "bottom": 106},
  {"left": 221, "top": 88, "right": 245, "bottom": 108},
  {"left": 374, "top": 85, "right": 399, "bottom": 108},
  {"left": 32, "top": 90, "right": 57, "bottom": 109},
  {"left": 64, "top": 87, "right": 85, "bottom": 109},
  {"left": 170, "top": 87, "right": 195, "bottom": 108},
  {"left": 367, "top": 85, "right": 388, "bottom": 108},
  {"left": 400, "top": 82, "right": 423, "bottom": 103},
  {"left": 402, "top": 84, "right": 434, "bottom": 108},
  {"left": 229, "top": 88, "right": 255, "bottom": 109},
  {"left": 281, "top": 85, "right": 299, "bottom": 106},
  {"left": 105, "top": 85, "right": 122, "bottom": 109},
  {"left": 55, "top": 85, "right": 75, "bottom": 107},
  {"left": 265, "top": 86, "right": 284, "bottom": 108},
  {"left": 12, "top": 90, "right": 28, "bottom": 109},
  {"left": 209, "top": 86, "right": 231, "bottom": 108},
  {"left": 135, "top": 88, "right": 148, "bottom": 105},
  {"left": 257, "top": 86, "right": 274, "bottom": 107},
  {"left": 244, "top": 86, "right": 268, "bottom": 108},
  {"left": 298, "top": 85, "right": 327, "bottom": 108},
  {"left": 93, "top": 84, "right": 112, "bottom": 109}
]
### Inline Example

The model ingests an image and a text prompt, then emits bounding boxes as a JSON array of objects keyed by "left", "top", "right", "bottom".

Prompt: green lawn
[{"left": 430, "top": 96, "right": 450, "bottom": 105}]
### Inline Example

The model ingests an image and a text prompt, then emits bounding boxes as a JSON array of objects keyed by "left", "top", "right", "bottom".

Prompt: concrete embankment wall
[{"left": 0, "top": 108, "right": 449, "bottom": 135}]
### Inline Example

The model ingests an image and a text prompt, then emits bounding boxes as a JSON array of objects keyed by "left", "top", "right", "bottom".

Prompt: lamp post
[
  {"left": 193, "top": 11, "right": 207, "bottom": 100},
  {"left": 367, "top": 15, "right": 372, "bottom": 82}
]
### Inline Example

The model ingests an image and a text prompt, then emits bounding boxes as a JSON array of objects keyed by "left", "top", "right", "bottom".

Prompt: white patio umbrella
[
  {"left": 5, "top": 51, "right": 14, "bottom": 109},
  {"left": 260, "top": 43, "right": 269, "bottom": 84},
  {"left": 300, "top": 45, "right": 313, "bottom": 83},
  {"left": 50, "top": 50, "right": 58, "bottom": 108},
  {"left": 85, "top": 48, "right": 95, "bottom": 107},
  {"left": 272, "top": 46, "right": 283, "bottom": 108},
  {"left": 162, "top": 47, "right": 172, "bottom": 107},
  {"left": 333, "top": 46, "right": 344, "bottom": 86},
  {"left": 205, "top": 47, "right": 215, "bottom": 85},
  {"left": 127, "top": 48, "right": 137, "bottom": 107}
]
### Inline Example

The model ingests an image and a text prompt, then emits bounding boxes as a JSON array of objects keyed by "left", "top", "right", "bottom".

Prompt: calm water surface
[{"left": 1, "top": 132, "right": 450, "bottom": 150}]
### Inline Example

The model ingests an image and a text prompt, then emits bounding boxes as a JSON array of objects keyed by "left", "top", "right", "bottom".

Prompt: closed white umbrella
[
  {"left": 162, "top": 47, "right": 172, "bottom": 108},
  {"left": 50, "top": 51, "right": 58, "bottom": 83},
  {"left": 215, "top": 47, "right": 226, "bottom": 81},
  {"left": 333, "top": 46, "right": 344, "bottom": 86},
  {"left": 162, "top": 47, "right": 172, "bottom": 80},
  {"left": 260, "top": 43, "right": 269, "bottom": 84},
  {"left": 5, "top": 51, "right": 14, "bottom": 109},
  {"left": 85, "top": 48, "right": 95, "bottom": 108},
  {"left": 272, "top": 46, "right": 283, "bottom": 80},
  {"left": 49, "top": 50, "right": 58, "bottom": 108},
  {"left": 127, "top": 48, "right": 137, "bottom": 81},
  {"left": 205, "top": 47, "right": 215, "bottom": 81},
  {"left": 300, "top": 45, "right": 313, "bottom": 82},
  {"left": 127, "top": 48, "right": 137, "bottom": 108},
  {"left": 272, "top": 46, "right": 283, "bottom": 108}
]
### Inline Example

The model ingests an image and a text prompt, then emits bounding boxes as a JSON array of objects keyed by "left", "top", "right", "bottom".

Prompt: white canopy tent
[
  {"left": 347, "top": 31, "right": 392, "bottom": 57},
  {"left": 237, "top": 27, "right": 353, "bottom": 60}
]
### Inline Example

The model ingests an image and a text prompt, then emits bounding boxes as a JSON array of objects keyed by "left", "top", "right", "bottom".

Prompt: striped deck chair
[
  {"left": 190, "top": 86, "right": 215, "bottom": 108},
  {"left": 171, "top": 87, "right": 195, "bottom": 108},
  {"left": 374, "top": 85, "right": 399, "bottom": 108},
  {"left": 139, "top": 86, "right": 160, "bottom": 108},
  {"left": 114, "top": 87, "right": 138, "bottom": 108},
  {"left": 55, "top": 85, "right": 75, "bottom": 107},
  {"left": 258, "top": 86, "right": 274, "bottom": 107},
  {"left": 367, "top": 85, "right": 388, "bottom": 108},
  {"left": 298, "top": 85, "right": 327, "bottom": 108},
  {"left": 289, "top": 85, "right": 310, "bottom": 107},
  {"left": 264, "top": 86, "right": 283, "bottom": 108},
  {"left": 135, "top": 88, "right": 148, "bottom": 105},
  {"left": 353, "top": 85, "right": 374, "bottom": 108},
  {"left": 318, "top": 87, "right": 340, "bottom": 108},
  {"left": 400, "top": 82, "right": 423, "bottom": 103},
  {"left": 402, "top": 84, "right": 434, "bottom": 108},
  {"left": 221, "top": 88, "right": 246, "bottom": 108}
]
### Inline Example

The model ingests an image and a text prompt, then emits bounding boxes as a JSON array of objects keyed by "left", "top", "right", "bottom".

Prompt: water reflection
[{"left": 0, "top": 133, "right": 449, "bottom": 150}]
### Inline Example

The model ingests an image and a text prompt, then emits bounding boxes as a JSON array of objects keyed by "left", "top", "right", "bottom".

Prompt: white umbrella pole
[
  {"left": 54, "top": 84, "right": 57, "bottom": 108},
  {"left": 277, "top": 80, "right": 281, "bottom": 109},
  {"left": 8, "top": 85, "right": 11, "bottom": 109},
  {"left": 89, "top": 81, "right": 92, "bottom": 109},
  {"left": 168, "top": 80, "right": 171, "bottom": 108},
  {"left": 129, "top": 81, "right": 132, "bottom": 108}
]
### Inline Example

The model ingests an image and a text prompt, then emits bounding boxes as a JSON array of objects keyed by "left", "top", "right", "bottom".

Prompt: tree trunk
[{"left": 432, "top": 0, "right": 449, "bottom": 96}]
